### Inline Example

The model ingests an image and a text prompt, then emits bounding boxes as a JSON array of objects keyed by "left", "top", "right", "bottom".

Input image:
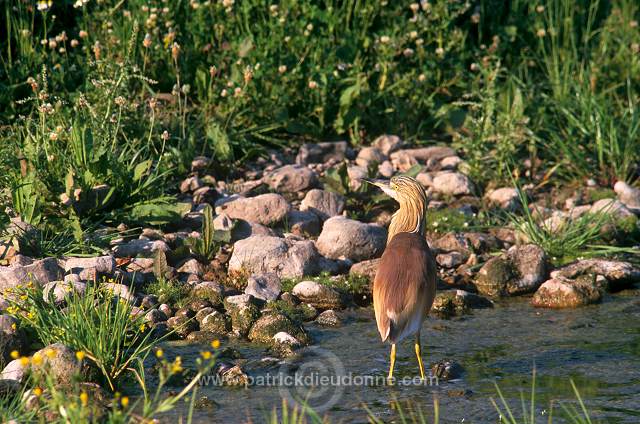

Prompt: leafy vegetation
[{"left": 9, "top": 283, "right": 166, "bottom": 391}]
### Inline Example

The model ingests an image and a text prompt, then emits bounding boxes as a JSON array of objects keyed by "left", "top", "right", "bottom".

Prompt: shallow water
[{"left": 165, "top": 290, "right": 640, "bottom": 423}]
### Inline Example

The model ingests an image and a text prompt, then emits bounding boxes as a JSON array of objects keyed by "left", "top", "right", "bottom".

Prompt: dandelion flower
[
  {"left": 76, "top": 351, "right": 86, "bottom": 361},
  {"left": 19, "top": 356, "right": 29, "bottom": 367},
  {"left": 156, "top": 348, "right": 164, "bottom": 358},
  {"left": 80, "top": 392, "right": 89, "bottom": 406},
  {"left": 33, "top": 387, "right": 43, "bottom": 397},
  {"left": 121, "top": 397, "right": 130, "bottom": 408},
  {"left": 31, "top": 353, "right": 43, "bottom": 367},
  {"left": 171, "top": 357, "right": 183, "bottom": 373},
  {"left": 201, "top": 351, "right": 212, "bottom": 359},
  {"left": 10, "top": 350, "right": 19, "bottom": 360},
  {"left": 45, "top": 348, "right": 56, "bottom": 359},
  {"left": 211, "top": 339, "right": 221, "bottom": 349}
]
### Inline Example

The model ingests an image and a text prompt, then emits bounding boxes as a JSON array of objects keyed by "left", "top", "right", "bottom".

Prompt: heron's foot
[
  {"left": 387, "top": 343, "right": 397, "bottom": 383},
  {"left": 415, "top": 335, "right": 426, "bottom": 380}
]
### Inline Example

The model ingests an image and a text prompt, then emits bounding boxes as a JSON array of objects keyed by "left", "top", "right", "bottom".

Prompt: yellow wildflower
[
  {"left": 139, "top": 323, "right": 146, "bottom": 332},
  {"left": 45, "top": 348, "right": 57, "bottom": 359},
  {"left": 201, "top": 351, "right": 212, "bottom": 360},
  {"left": 80, "top": 391, "right": 88, "bottom": 406},
  {"left": 211, "top": 339, "right": 220, "bottom": 349},
  {"left": 10, "top": 350, "right": 19, "bottom": 359},
  {"left": 31, "top": 352, "right": 43, "bottom": 367},
  {"left": 155, "top": 348, "right": 164, "bottom": 358},
  {"left": 121, "top": 396, "right": 129, "bottom": 408},
  {"left": 33, "top": 387, "right": 43, "bottom": 397},
  {"left": 19, "top": 356, "right": 30, "bottom": 367},
  {"left": 76, "top": 351, "right": 86, "bottom": 361},
  {"left": 171, "top": 356, "right": 183, "bottom": 373}
]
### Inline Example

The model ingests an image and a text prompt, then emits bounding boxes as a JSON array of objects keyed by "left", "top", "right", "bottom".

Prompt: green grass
[
  {"left": 509, "top": 185, "right": 638, "bottom": 264},
  {"left": 0, "top": 0, "right": 639, "bottom": 250},
  {"left": 9, "top": 283, "right": 168, "bottom": 391}
]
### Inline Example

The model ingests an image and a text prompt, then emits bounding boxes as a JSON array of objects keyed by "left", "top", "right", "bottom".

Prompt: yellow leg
[
  {"left": 387, "top": 343, "right": 396, "bottom": 381},
  {"left": 415, "top": 332, "right": 426, "bottom": 380}
]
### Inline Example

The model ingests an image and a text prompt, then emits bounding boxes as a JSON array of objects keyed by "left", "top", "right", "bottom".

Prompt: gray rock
[
  {"left": 431, "top": 171, "right": 473, "bottom": 196},
  {"left": 177, "top": 259, "right": 204, "bottom": 276},
  {"left": 532, "top": 274, "right": 608, "bottom": 308},
  {"left": 614, "top": 181, "right": 640, "bottom": 211},
  {"left": 346, "top": 165, "right": 369, "bottom": 191},
  {"left": 263, "top": 165, "right": 318, "bottom": 193},
  {"left": 191, "top": 156, "right": 211, "bottom": 172},
  {"left": 167, "top": 315, "right": 197, "bottom": 338},
  {"left": 193, "top": 186, "right": 218, "bottom": 204},
  {"left": 0, "top": 258, "right": 63, "bottom": 290},
  {"left": 245, "top": 273, "right": 281, "bottom": 301},
  {"left": 195, "top": 307, "right": 216, "bottom": 323},
  {"left": 440, "top": 155, "right": 462, "bottom": 170},
  {"left": 436, "top": 252, "right": 465, "bottom": 269},
  {"left": 42, "top": 280, "right": 86, "bottom": 304},
  {"left": 64, "top": 256, "right": 116, "bottom": 281},
  {"left": 316, "top": 310, "right": 341, "bottom": 326},
  {"left": 228, "top": 236, "right": 323, "bottom": 278},
  {"left": 1, "top": 358, "right": 27, "bottom": 382},
  {"left": 300, "top": 189, "right": 345, "bottom": 221},
  {"left": 486, "top": 187, "right": 520, "bottom": 210},
  {"left": 390, "top": 146, "right": 456, "bottom": 172},
  {"left": 296, "top": 141, "right": 350, "bottom": 165},
  {"left": 316, "top": 216, "right": 387, "bottom": 261},
  {"left": 144, "top": 309, "right": 167, "bottom": 324},
  {"left": 248, "top": 313, "right": 309, "bottom": 345},
  {"left": 475, "top": 244, "right": 549, "bottom": 297},
  {"left": 431, "top": 232, "right": 501, "bottom": 255},
  {"left": 179, "top": 176, "right": 203, "bottom": 193},
  {"left": 286, "top": 210, "right": 321, "bottom": 237},
  {"left": 200, "top": 311, "right": 230, "bottom": 335},
  {"left": 590, "top": 198, "right": 635, "bottom": 219},
  {"left": 349, "top": 258, "right": 380, "bottom": 283},
  {"left": 159, "top": 304, "right": 173, "bottom": 318},
  {"left": 355, "top": 147, "right": 385, "bottom": 168},
  {"left": 372, "top": 135, "right": 403, "bottom": 156},
  {"left": 112, "top": 239, "right": 170, "bottom": 258},
  {"left": 34, "top": 343, "right": 87, "bottom": 387},
  {"left": 102, "top": 282, "right": 136, "bottom": 302},
  {"left": 432, "top": 290, "right": 493, "bottom": 318},
  {"left": 223, "top": 294, "right": 260, "bottom": 336},
  {"left": 231, "top": 219, "right": 277, "bottom": 241},
  {"left": 292, "top": 281, "right": 344, "bottom": 309},
  {"left": 378, "top": 160, "right": 395, "bottom": 178},
  {"left": 192, "top": 281, "right": 224, "bottom": 306},
  {"left": 551, "top": 259, "right": 640, "bottom": 291},
  {"left": 215, "top": 193, "right": 290, "bottom": 226}
]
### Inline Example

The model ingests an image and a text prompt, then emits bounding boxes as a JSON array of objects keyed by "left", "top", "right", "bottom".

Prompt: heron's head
[{"left": 364, "top": 176, "right": 427, "bottom": 205}]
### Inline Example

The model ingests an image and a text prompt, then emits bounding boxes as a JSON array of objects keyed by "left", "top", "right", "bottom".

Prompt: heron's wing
[{"left": 373, "top": 232, "right": 436, "bottom": 343}]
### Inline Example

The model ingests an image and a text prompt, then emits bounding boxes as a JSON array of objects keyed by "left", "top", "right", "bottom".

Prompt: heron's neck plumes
[{"left": 388, "top": 192, "right": 427, "bottom": 243}]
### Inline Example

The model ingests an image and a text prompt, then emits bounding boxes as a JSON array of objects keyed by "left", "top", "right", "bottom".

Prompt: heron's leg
[
  {"left": 387, "top": 343, "right": 396, "bottom": 381},
  {"left": 415, "top": 331, "right": 426, "bottom": 380}
]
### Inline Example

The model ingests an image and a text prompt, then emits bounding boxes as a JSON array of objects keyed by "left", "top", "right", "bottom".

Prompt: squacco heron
[{"left": 364, "top": 176, "right": 436, "bottom": 380}]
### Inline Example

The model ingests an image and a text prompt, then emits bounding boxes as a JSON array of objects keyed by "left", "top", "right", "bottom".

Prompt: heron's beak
[{"left": 361, "top": 178, "right": 398, "bottom": 200}]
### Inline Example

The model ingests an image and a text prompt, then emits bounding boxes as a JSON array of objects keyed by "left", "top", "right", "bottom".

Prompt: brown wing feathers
[{"left": 373, "top": 232, "right": 436, "bottom": 343}]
